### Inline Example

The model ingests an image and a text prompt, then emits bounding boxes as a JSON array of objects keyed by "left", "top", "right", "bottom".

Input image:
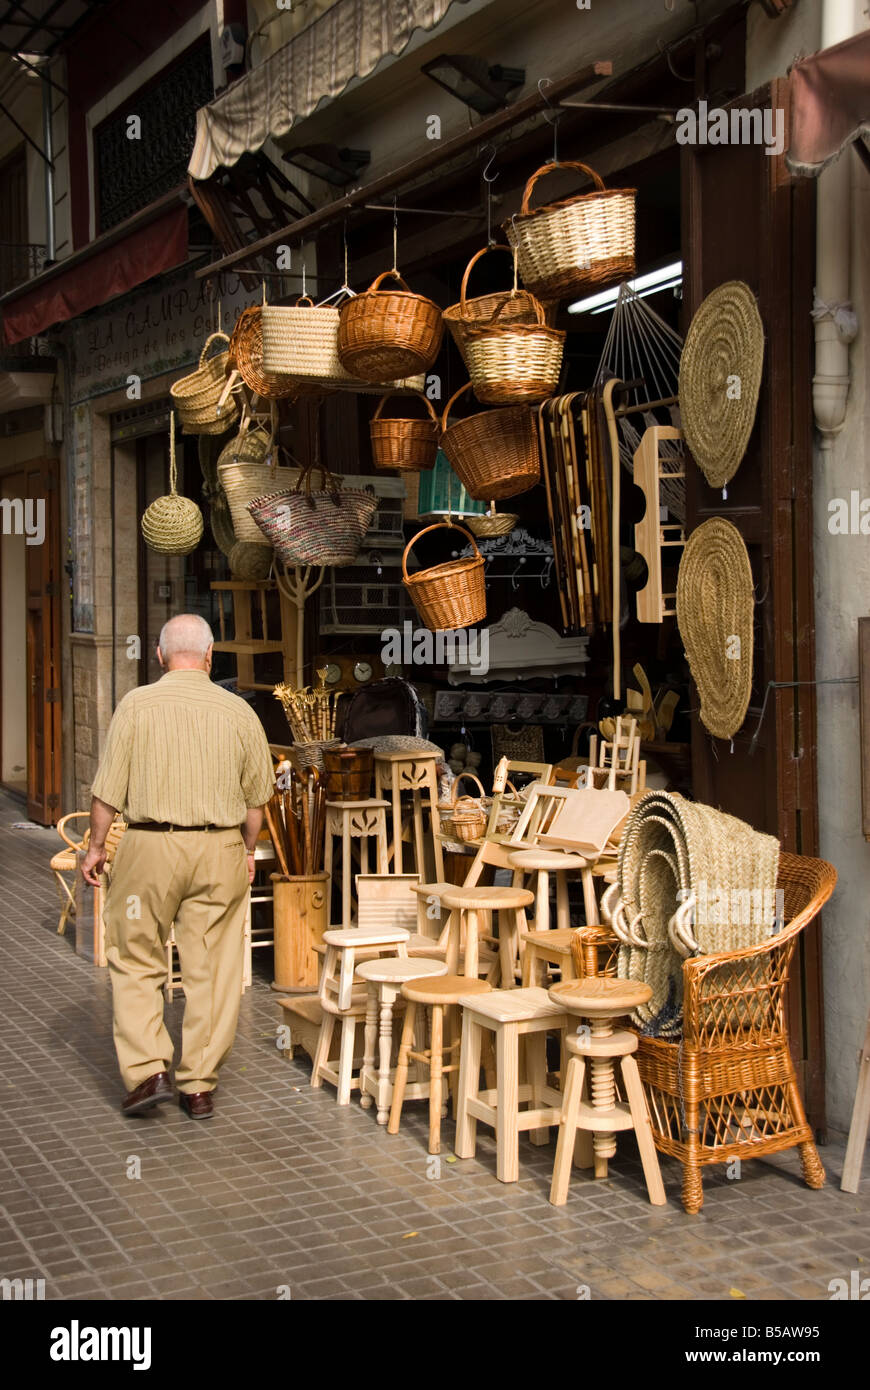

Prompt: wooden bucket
[
  {"left": 270, "top": 872, "right": 330, "bottom": 992},
  {"left": 323, "top": 746, "right": 374, "bottom": 801}
]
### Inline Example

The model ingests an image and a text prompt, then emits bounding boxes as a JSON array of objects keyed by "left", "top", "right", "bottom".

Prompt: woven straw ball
[
  {"left": 229, "top": 541, "right": 272, "bottom": 580},
  {"left": 141, "top": 494, "right": 203, "bottom": 556},
  {"left": 679, "top": 280, "right": 764, "bottom": 490}
]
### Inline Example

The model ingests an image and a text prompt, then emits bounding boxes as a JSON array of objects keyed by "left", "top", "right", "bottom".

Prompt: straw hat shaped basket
[
  {"left": 370, "top": 391, "right": 440, "bottom": 472},
  {"left": 440, "top": 381, "right": 540, "bottom": 501},
  {"left": 141, "top": 413, "right": 204, "bottom": 556},
  {"left": 439, "top": 771, "right": 488, "bottom": 842},
  {"left": 170, "top": 331, "right": 240, "bottom": 435},
  {"left": 338, "top": 270, "right": 444, "bottom": 382},
  {"left": 402, "top": 521, "right": 486, "bottom": 632},
  {"left": 463, "top": 294, "right": 565, "bottom": 404},
  {"left": 504, "top": 160, "right": 636, "bottom": 301},
  {"left": 443, "top": 244, "right": 555, "bottom": 359},
  {"left": 229, "top": 306, "right": 298, "bottom": 400}
]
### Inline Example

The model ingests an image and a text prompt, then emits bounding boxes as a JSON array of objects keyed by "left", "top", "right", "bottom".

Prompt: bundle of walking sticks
[
  {"left": 265, "top": 761, "right": 326, "bottom": 878},
  {"left": 273, "top": 670, "right": 338, "bottom": 743}
]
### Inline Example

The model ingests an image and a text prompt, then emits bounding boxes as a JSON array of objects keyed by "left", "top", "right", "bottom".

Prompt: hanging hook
[
  {"left": 481, "top": 143, "right": 499, "bottom": 185},
  {"left": 480, "top": 143, "right": 499, "bottom": 247},
  {"left": 342, "top": 218, "right": 349, "bottom": 290},
  {"left": 538, "top": 77, "right": 562, "bottom": 164},
  {"left": 392, "top": 195, "right": 399, "bottom": 274}
]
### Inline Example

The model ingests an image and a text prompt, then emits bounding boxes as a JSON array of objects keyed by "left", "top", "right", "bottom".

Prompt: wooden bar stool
[
  {"left": 311, "top": 926, "right": 408, "bottom": 1104},
  {"left": 323, "top": 799, "right": 390, "bottom": 928},
  {"left": 440, "top": 884, "right": 534, "bottom": 986},
  {"left": 374, "top": 751, "right": 445, "bottom": 881},
  {"left": 520, "top": 929, "right": 579, "bottom": 988},
  {"left": 548, "top": 977, "right": 667, "bottom": 1206},
  {"left": 356, "top": 957, "right": 448, "bottom": 1124},
  {"left": 388, "top": 975, "right": 492, "bottom": 1153},
  {"left": 508, "top": 847, "right": 589, "bottom": 932},
  {"left": 454, "top": 986, "right": 568, "bottom": 1182}
]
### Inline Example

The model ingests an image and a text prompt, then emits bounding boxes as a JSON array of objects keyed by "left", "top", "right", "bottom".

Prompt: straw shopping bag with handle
[
  {"left": 402, "top": 521, "right": 486, "bottom": 631},
  {"left": 440, "top": 382, "right": 540, "bottom": 501},
  {"left": 248, "top": 460, "right": 377, "bottom": 568},
  {"left": 338, "top": 270, "right": 444, "bottom": 382},
  {"left": 170, "top": 331, "right": 240, "bottom": 435},
  {"left": 463, "top": 295, "right": 565, "bottom": 405},
  {"left": 218, "top": 406, "right": 300, "bottom": 544},
  {"left": 443, "top": 244, "right": 552, "bottom": 359},
  {"left": 370, "top": 391, "right": 440, "bottom": 472},
  {"left": 504, "top": 160, "right": 636, "bottom": 300}
]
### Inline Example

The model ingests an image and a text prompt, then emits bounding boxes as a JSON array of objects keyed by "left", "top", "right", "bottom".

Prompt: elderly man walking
[{"left": 82, "top": 613, "right": 275, "bottom": 1120}]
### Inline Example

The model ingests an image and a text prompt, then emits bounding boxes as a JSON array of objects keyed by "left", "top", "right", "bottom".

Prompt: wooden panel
[{"left": 24, "top": 459, "right": 62, "bottom": 824}]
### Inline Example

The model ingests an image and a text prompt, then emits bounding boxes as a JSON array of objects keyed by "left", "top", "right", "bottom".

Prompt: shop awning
[
  {"left": 188, "top": 0, "right": 469, "bottom": 182},
  {"left": 786, "top": 27, "right": 870, "bottom": 177},
  {"left": 1, "top": 199, "right": 188, "bottom": 346}
]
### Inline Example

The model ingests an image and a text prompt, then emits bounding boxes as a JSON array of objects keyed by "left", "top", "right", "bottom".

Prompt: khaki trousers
[{"left": 103, "top": 827, "right": 249, "bottom": 1094}]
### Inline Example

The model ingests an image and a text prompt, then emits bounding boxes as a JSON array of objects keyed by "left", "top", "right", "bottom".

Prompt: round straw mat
[
  {"left": 676, "top": 518, "right": 754, "bottom": 741},
  {"left": 678, "top": 280, "right": 763, "bottom": 489}
]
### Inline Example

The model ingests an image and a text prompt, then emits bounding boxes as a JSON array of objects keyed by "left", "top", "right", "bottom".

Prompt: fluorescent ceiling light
[{"left": 568, "top": 260, "right": 683, "bottom": 316}]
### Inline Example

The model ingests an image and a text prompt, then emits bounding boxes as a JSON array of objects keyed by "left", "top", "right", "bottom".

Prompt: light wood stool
[
  {"left": 521, "top": 929, "right": 579, "bottom": 988},
  {"left": 374, "top": 751, "right": 444, "bottom": 881},
  {"left": 454, "top": 986, "right": 568, "bottom": 1182},
  {"left": 311, "top": 926, "right": 409, "bottom": 1104},
  {"left": 388, "top": 975, "right": 492, "bottom": 1153},
  {"left": 324, "top": 799, "right": 390, "bottom": 928},
  {"left": 441, "top": 884, "right": 534, "bottom": 986},
  {"left": 508, "top": 847, "right": 590, "bottom": 932},
  {"left": 356, "top": 956, "right": 448, "bottom": 1123},
  {"left": 548, "top": 977, "right": 666, "bottom": 1206}
]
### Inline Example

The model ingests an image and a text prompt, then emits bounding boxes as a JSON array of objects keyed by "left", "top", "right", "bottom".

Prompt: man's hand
[
  {"left": 246, "top": 852, "right": 256, "bottom": 885},
  {"left": 81, "top": 843, "right": 107, "bottom": 888}
]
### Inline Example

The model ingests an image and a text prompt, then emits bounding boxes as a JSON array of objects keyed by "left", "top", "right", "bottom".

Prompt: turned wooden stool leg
[
  {"left": 589, "top": 1016, "right": 618, "bottom": 1178},
  {"left": 455, "top": 1009, "right": 481, "bottom": 1159},
  {"left": 375, "top": 983, "right": 398, "bottom": 1125},
  {"left": 525, "top": 1030, "right": 550, "bottom": 1147},
  {"left": 495, "top": 1020, "right": 520, "bottom": 1183},
  {"left": 391, "top": 764, "right": 403, "bottom": 873},
  {"left": 534, "top": 868, "right": 550, "bottom": 932},
  {"left": 556, "top": 872, "right": 571, "bottom": 930},
  {"left": 428, "top": 1003, "right": 445, "bottom": 1154},
  {"left": 550, "top": 1053, "right": 586, "bottom": 1205},
  {"left": 387, "top": 1001, "right": 416, "bottom": 1134},
  {"left": 360, "top": 985, "right": 378, "bottom": 1110}
]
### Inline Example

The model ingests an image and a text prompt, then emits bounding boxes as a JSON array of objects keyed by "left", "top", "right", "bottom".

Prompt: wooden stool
[
  {"left": 508, "top": 847, "right": 590, "bottom": 932},
  {"left": 374, "top": 751, "right": 444, "bottom": 881},
  {"left": 454, "top": 986, "right": 568, "bottom": 1182},
  {"left": 311, "top": 926, "right": 408, "bottom": 1104},
  {"left": 520, "top": 928, "right": 579, "bottom": 988},
  {"left": 548, "top": 977, "right": 666, "bottom": 1206},
  {"left": 356, "top": 957, "right": 448, "bottom": 1123},
  {"left": 324, "top": 800, "right": 390, "bottom": 928},
  {"left": 388, "top": 975, "right": 492, "bottom": 1153},
  {"left": 441, "top": 884, "right": 534, "bottom": 986}
]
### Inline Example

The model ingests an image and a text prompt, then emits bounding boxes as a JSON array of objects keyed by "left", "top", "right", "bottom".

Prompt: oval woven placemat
[
  {"left": 679, "top": 280, "right": 764, "bottom": 489},
  {"left": 676, "top": 517, "right": 754, "bottom": 741}
]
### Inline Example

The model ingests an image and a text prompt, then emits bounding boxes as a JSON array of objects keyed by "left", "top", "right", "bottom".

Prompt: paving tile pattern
[{"left": 1, "top": 793, "right": 867, "bottom": 1301}]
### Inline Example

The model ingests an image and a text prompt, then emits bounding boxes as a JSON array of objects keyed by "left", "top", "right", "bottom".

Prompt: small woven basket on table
[
  {"left": 438, "top": 771, "right": 488, "bottom": 843},
  {"left": 141, "top": 411, "right": 204, "bottom": 556},
  {"left": 463, "top": 294, "right": 565, "bottom": 405},
  {"left": 170, "top": 331, "right": 240, "bottom": 435},
  {"left": 338, "top": 270, "right": 444, "bottom": 382},
  {"left": 402, "top": 521, "right": 486, "bottom": 632},
  {"left": 504, "top": 160, "right": 636, "bottom": 301},
  {"left": 229, "top": 306, "right": 298, "bottom": 400},
  {"left": 369, "top": 391, "right": 440, "bottom": 472},
  {"left": 439, "top": 381, "right": 540, "bottom": 501},
  {"left": 443, "top": 244, "right": 555, "bottom": 359}
]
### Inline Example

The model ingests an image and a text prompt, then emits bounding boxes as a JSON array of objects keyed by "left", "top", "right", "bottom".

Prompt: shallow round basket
[{"left": 467, "top": 510, "right": 518, "bottom": 538}]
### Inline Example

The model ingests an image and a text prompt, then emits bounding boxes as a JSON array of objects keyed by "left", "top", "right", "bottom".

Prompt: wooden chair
[
  {"left": 51, "top": 813, "right": 89, "bottom": 936},
  {"left": 311, "top": 927, "right": 409, "bottom": 1104},
  {"left": 572, "top": 852, "right": 837, "bottom": 1213},
  {"left": 588, "top": 714, "right": 644, "bottom": 794}
]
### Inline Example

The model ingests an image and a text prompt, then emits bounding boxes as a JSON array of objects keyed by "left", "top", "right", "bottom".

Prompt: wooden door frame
[
  {"left": 23, "top": 458, "right": 62, "bottom": 824},
  {"left": 0, "top": 466, "right": 26, "bottom": 801}
]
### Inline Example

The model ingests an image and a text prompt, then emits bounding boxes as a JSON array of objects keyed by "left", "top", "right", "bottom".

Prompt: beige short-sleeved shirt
[{"left": 92, "top": 669, "right": 274, "bottom": 825}]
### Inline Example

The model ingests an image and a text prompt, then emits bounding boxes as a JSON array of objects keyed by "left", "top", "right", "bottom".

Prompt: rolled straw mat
[
  {"left": 678, "top": 280, "right": 764, "bottom": 489},
  {"left": 676, "top": 517, "right": 754, "bottom": 742}
]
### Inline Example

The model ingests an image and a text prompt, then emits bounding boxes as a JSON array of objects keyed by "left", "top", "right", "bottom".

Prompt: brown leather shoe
[
  {"left": 122, "top": 1071, "right": 173, "bottom": 1116},
  {"left": 179, "top": 1090, "right": 214, "bottom": 1119}
]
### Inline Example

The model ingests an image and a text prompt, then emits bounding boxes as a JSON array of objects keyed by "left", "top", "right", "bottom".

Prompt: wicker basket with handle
[
  {"left": 503, "top": 160, "right": 636, "bottom": 300},
  {"left": 229, "top": 305, "right": 299, "bottom": 400},
  {"left": 402, "top": 521, "right": 486, "bottom": 632},
  {"left": 248, "top": 459, "right": 377, "bottom": 568},
  {"left": 439, "top": 771, "right": 488, "bottom": 842},
  {"left": 338, "top": 270, "right": 444, "bottom": 382},
  {"left": 370, "top": 391, "right": 440, "bottom": 472},
  {"left": 463, "top": 295, "right": 566, "bottom": 405},
  {"left": 440, "top": 382, "right": 540, "bottom": 501},
  {"left": 261, "top": 294, "right": 357, "bottom": 383},
  {"left": 443, "top": 244, "right": 553, "bottom": 358},
  {"left": 170, "top": 331, "right": 240, "bottom": 435},
  {"left": 218, "top": 409, "right": 300, "bottom": 544}
]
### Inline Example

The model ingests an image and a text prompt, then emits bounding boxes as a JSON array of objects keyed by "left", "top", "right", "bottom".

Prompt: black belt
[{"left": 127, "top": 822, "right": 237, "bottom": 833}]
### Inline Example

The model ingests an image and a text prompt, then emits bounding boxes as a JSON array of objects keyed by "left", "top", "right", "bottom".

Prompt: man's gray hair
[{"left": 158, "top": 613, "right": 214, "bottom": 660}]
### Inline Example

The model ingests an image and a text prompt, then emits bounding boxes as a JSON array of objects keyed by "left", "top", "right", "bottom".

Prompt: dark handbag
[{"left": 336, "top": 678, "right": 425, "bottom": 743}]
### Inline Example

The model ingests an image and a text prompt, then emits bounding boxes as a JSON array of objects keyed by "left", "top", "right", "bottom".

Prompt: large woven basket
[
  {"left": 440, "top": 382, "right": 540, "bottom": 501},
  {"left": 402, "top": 521, "right": 486, "bottom": 631},
  {"left": 338, "top": 271, "right": 444, "bottom": 382},
  {"left": 218, "top": 420, "right": 299, "bottom": 544},
  {"left": 170, "top": 332, "right": 240, "bottom": 435},
  {"left": 504, "top": 160, "right": 636, "bottom": 300},
  {"left": 249, "top": 463, "right": 377, "bottom": 568},
  {"left": 261, "top": 295, "right": 358, "bottom": 383},
  {"left": 229, "top": 306, "right": 298, "bottom": 400},
  {"left": 370, "top": 391, "right": 440, "bottom": 472},
  {"left": 463, "top": 296, "right": 565, "bottom": 405},
  {"left": 443, "top": 244, "right": 551, "bottom": 358}
]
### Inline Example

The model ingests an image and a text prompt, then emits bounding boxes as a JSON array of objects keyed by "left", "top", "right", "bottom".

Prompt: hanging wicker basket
[
  {"left": 170, "top": 331, "right": 240, "bottom": 435},
  {"left": 443, "top": 244, "right": 552, "bottom": 358},
  {"left": 217, "top": 406, "right": 300, "bottom": 544},
  {"left": 463, "top": 295, "right": 565, "bottom": 405},
  {"left": 261, "top": 294, "right": 357, "bottom": 383},
  {"left": 440, "top": 382, "right": 540, "bottom": 501},
  {"left": 229, "top": 306, "right": 298, "bottom": 400},
  {"left": 370, "top": 391, "right": 440, "bottom": 472},
  {"left": 141, "top": 412, "right": 204, "bottom": 555},
  {"left": 467, "top": 504, "right": 518, "bottom": 537},
  {"left": 402, "top": 521, "right": 486, "bottom": 632},
  {"left": 338, "top": 270, "right": 444, "bottom": 382},
  {"left": 504, "top": 160, "right": 636, "bottom": 301}
]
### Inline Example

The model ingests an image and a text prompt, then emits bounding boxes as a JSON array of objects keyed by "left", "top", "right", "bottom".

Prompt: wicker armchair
[{"left": 571, "top": 851, "right": 837, "bottom": 1214}]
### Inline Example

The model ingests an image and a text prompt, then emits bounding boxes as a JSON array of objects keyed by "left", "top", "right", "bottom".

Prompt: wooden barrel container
[
  {"left": 270, "top": 872, "right": 330, "bottom": 992},
  {"left": 323, "top": 746, "right": 374, "bottom": 801}
]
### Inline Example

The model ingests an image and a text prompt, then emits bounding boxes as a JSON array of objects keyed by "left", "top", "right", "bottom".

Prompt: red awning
[
  {"left": 2, "top": 203, "right": 188, "bottom": 346},
  {"left": 786, "top": 28, "right": 870, "bottom": 177}
]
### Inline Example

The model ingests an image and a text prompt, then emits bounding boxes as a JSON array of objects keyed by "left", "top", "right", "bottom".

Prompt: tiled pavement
[{"left": 1, "top": 792, "right": 868, "bottom": 1303}]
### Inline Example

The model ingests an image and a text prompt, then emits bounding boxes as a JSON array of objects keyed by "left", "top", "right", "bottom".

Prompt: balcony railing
[{"left": 0, "top": 241, "right": 47, "bottom": 296}]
